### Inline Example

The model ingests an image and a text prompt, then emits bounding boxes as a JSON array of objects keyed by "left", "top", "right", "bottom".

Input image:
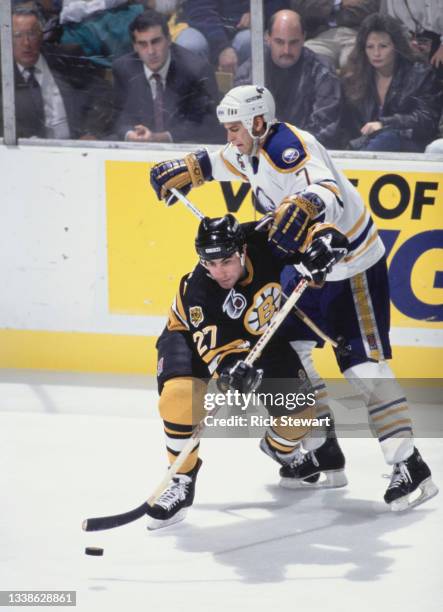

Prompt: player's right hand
[
  {"left": 150, "top": 159, "right": 191, "bottom": 203},
  {"left": 217, "top": 360, "right": 263, "bottom": 394},
  {"left": 150, "top": 150, "right": 212, "bottom": 203}
]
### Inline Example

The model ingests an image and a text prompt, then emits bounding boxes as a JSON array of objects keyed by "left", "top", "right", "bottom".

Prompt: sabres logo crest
[
  {"left": 282, "top": 147, "right": 300, "bottom": 164},
  {"left": 189, "top": 306, "right": 204, "bottom": 327}
]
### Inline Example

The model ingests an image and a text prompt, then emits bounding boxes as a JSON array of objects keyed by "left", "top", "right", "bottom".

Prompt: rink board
[{"left": 0, "top": 145, "right": 441, "bottom": 376}]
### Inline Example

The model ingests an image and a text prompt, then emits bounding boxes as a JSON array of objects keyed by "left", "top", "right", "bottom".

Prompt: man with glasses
[{"left": 0, "top": 6, "right": 110, "bottom": 139}]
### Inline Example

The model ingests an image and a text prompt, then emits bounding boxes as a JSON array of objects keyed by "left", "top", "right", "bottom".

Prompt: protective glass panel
[
  {"left": 264, "top": 2, "right": 443, "bottom": 153},
  {"left": 9, "top": 1, "right": 113, "bottom": 140},
  {"left": 0, "top": 38, "right": 2, "bottom": 140},
  {"left": 8, "top": 0, "right": 250, "bottom": 144}
]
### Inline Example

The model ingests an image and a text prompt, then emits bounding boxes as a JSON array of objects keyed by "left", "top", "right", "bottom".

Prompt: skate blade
[
  {"left": 280, "top": 469, "right": 348, "bottom": 490},
  {"left": 390, "top": 477, "right": 439, "bottom": 512},
  {"left": 147, "top": 508, "right": 188, "bottom": 531}
]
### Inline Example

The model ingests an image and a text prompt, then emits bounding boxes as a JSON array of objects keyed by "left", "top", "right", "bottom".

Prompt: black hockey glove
[
  {"left": 300, "top": 225, "right": 349, "bottom": 284},
  {"left": 150, "top": 150, "right": 212, "bottom": 203},
  {"left": 217, "top": 360, "right": 263, "bottom": 394},
  {"left": 335, "top": 335, "right": 352, "bottom": 357}
]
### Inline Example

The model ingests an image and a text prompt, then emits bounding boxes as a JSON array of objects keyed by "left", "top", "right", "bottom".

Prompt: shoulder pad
[{"left": 261, "top": 123, "right": 310, "bottom": 172}]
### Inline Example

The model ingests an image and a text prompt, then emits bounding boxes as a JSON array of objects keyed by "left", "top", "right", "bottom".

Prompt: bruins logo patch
[
  {"left": 189, "top": 306, "right": 204, "bottom": 327},
  {"left": 244, "top": 283, "right": 281, "bottom": 335}
]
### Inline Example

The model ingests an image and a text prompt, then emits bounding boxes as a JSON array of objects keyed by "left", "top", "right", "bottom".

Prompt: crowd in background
[{"left": 0, "top": 0, "right": 442, "bottom": 152}]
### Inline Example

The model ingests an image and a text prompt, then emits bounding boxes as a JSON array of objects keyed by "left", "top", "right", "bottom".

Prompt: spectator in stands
[
  {"left": 235, "top": 9, "right": 343, "bottom": 148},
  {"left": 60, "top": 1, "right": 209, "bottom": 68},
  {"left": 289, "top": 0, "right": 380, "bottom": 70},
  {"left": 111, "top": 9, "right": 221, "bottom": 143},
  {"left": 60, "top": 1, "right": 145, "bottom": 68},
  {"left": 341, "top": 13, "right": 443, "bottom": 152},
  {"left": 380, "top": 0, "right": 443, "bottom": 79},
  {"left": 11, "top": 0, "right": 62, "bottom": 42},
  {"left": 0, "top": 6, "right": 111, "bottom": 139},
  {"left": 182, "top": 0, "right": 287, "bottom": 75},
  {"left": 154, "top": 0, "right": 209, "bottom": 59}
]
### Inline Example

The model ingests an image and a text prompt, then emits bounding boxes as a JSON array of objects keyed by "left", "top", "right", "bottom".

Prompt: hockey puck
[{"left": 85, "top": 547, "right": 104, "bottom": 556}]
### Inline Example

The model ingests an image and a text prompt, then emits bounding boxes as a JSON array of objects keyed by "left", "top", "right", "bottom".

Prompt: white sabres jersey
[{"left": 208, "top": 122, "right": 385, "bottom": 281}]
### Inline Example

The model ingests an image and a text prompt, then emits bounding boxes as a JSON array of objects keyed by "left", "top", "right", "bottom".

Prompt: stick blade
[{"left": 82, "top": 502, "right": 148, "bottom": 531}]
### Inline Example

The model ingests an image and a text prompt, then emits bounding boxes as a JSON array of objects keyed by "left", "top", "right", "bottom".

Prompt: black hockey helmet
[{"left": 195, "top": 214, "right": 245, "bottom": 261}]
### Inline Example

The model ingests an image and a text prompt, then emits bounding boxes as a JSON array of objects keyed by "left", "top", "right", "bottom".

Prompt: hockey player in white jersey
[{"left": 150, "top": 85, "right": 438, "bottom": 511}]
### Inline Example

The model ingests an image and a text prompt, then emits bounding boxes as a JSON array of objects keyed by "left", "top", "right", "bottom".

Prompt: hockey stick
[
  {"left": 82, "top": 277, "right": 308, "bottom": 532},
  {"left": 281, "top": 292, "right": 348, "bottom": 356},
  {"left": 168, "top": 187, "right": 205, "bottom": 219}
]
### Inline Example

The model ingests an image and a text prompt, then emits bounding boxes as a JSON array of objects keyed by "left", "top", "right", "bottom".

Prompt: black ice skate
[
  {"left": 384, "top": 447, "right": 438, "bottom": 511},
  {"left": 146, "top": 459, "right": 202, "bottom": 530},
  {"left": 259, "top": 437, "right": 320, "bottom": 484},
  {"left": 279, "top": 437, "right": 348, "bottom": 489}
]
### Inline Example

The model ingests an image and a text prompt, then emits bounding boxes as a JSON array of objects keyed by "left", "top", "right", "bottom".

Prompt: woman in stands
[{"left": 341, "top": 13, "right": 442, "bottom": 152}]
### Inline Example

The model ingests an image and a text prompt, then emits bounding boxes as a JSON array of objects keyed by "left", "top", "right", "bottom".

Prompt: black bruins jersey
[{"left": 167, "top": 223, "right": 297, "bottom": 376}]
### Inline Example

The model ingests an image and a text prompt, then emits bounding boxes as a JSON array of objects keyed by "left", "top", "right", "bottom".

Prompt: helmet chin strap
[
  {"left": 250, "top": 136, "right": 261, "bottom": 157},
  {"left": 248, "top": 119, "right": 276, "bottom": 156}
]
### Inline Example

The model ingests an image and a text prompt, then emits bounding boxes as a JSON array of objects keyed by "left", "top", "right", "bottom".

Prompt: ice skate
[
  {"left": 259, "top": 436, "right": 320, "bottom": 483},
  {"left": 384, "top": 447, "right": 438, "bottom": 511},
  {"left": 146, "top": 459, "right": 202, "bottom": 530},
  {"left": 279, "top": 437, "right": 348, "bottom": 489}
]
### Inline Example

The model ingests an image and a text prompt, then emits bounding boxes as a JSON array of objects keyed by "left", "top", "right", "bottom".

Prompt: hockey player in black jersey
[{"left": 148, "top": 214, "right": 350, "bottom": 529}]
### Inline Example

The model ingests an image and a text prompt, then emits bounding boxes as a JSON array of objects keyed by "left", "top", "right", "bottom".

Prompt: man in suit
[
  {"left": 1, "top": 6, "right": 111, "bottom": 140},
  {"left": 112, "top": 9, "right": 221, "bottom": 144}
]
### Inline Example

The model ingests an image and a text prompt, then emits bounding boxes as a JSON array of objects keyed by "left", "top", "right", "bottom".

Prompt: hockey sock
[
  {"left": 290, "top": 340, "right": 335, "bottom": 430},
  {"left": 158, "top": 377, "right": 207, "bottom": 473},
  {"left": 344, "top": 361, "right": 414, "bottom": 464}
]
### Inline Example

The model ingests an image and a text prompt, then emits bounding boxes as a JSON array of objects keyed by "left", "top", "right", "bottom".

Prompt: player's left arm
[
  {"left": 268, "top": 143, "right": 346, "bottom": 246},
  {"left": 268, "top": 179, "right": 337, "bottom": 250},
  {"left": 268, "top": 177, "right": 349, "bottom": 282}
]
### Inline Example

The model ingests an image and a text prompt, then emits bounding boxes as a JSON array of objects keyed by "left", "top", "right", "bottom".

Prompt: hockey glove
[
  {"left": 217, "top": 360, "right": 263, "bottom": 394},
  {"left": 299, "top": 224, "right": 349, "bottom": 284},
  {"left": 150, "top": 149, "right": 212, "bottom": 203},
  {"left": 268, "top": 193, "right": 325, "bottom": 257},
  {"left": 335, "top": 335, "right": 352, "bottom": 357}
]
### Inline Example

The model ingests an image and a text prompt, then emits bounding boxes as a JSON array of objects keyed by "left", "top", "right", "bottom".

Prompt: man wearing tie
[
  {"left": 3, "top": 6, "right": 110, "bottom": 140},
  {"left": 112, "top": 9, "right": 221, "bottom": 143}
]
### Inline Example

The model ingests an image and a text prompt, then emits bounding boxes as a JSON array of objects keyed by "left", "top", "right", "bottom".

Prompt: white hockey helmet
[{"left": 216, "top": 85, "right": 276, "bottom": 138}]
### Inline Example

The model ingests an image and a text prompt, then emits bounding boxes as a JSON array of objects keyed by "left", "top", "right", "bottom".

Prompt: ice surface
[{"left": 0, "top": 372, "right": 441, "bottom": 612}]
